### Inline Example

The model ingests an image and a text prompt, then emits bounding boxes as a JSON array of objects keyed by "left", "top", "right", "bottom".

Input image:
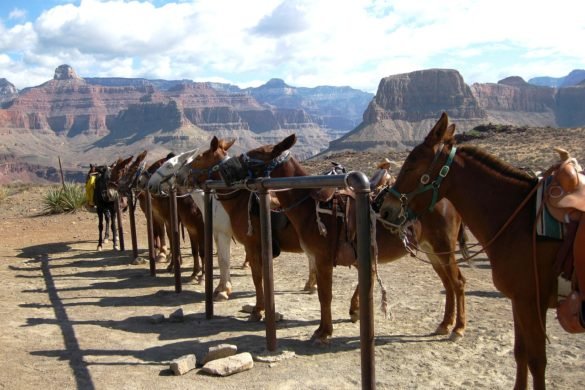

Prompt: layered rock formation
[
  {"left": 0, "top": 65, "right": 350, "bottom": 182},
  {"left": 327, "top": 69, "right": 585, "bottom": 153},
  {"left": 329, "top": 69, "right": 487, "bottom": 152}
]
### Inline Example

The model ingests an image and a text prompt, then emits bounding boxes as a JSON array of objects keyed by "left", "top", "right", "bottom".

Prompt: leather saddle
[{"left": 545, "top": 148, "right": 585, "bottom": 333}]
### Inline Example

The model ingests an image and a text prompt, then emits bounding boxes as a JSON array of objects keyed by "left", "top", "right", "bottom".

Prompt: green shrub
[{"left": 43, "top": 182, "right": 86, "bottom": 214}]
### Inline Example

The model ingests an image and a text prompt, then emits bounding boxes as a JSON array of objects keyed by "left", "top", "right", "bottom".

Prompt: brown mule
[
  {"left": 379, "top": 112, "right": 565, "bottom": 390},
  {"left": 179, "top": 137, "right": 316, "bottom": 321},
  {"left": 187, "top": 134, "right": 467, "bottom": 343}
]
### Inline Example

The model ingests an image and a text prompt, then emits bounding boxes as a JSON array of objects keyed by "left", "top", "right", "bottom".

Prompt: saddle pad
[{"left": 536, "top": 176, "right": 564, "bottom": 240}]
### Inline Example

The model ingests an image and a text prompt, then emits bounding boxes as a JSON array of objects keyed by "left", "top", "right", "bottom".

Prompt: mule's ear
[
  {"left": 273, "top": 134, "right": 297, "bottom": 157},
  {"left": 219, "top": 138, "right": 236, "bottom": 151},
  {"left": 444, "top": 123, "right": 456, "bottom": 143},
  {"left": 424, "top": 112, "right": 450, "bottom": 146},
  {"left": 210, "top": 136, "right": 219, "bottom": 151},
  {"left": 123, "top": 155, "right": 133, "bottom": 166}
]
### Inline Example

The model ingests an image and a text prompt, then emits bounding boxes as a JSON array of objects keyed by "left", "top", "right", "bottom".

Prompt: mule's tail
[{"left": 457, "top": 222, "right": 473, "bottom": 266}]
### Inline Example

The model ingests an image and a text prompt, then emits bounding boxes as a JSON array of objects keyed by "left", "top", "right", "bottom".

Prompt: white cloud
[
  {"left": 8, "top": 8, "right": 27, "bottom": 20},
  {"left": 0, "top": 0, "right": 584, "bottom": 91}
]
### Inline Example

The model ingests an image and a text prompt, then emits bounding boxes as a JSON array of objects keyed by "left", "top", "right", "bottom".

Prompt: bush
[{"left": 43, "top": 182, "right": 86, "bottom": 214}]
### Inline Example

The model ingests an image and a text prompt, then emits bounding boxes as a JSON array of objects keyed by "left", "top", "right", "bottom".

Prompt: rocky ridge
[{"left": 327, "top": 68, "right": 585, "bottom": 153}]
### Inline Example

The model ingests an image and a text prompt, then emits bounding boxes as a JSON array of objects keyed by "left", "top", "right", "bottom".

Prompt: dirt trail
[{"left": 0, "top": 187, "right": 583, "bottom": 389}]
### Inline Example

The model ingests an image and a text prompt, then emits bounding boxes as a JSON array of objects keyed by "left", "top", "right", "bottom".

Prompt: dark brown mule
[
  {"left": 190, "top": 134, "right": 467, "bottom": 343},
  {"left": 136, "top": 156, "right": 205, "bottom": 279},
  {"left": 379, "top": 113, "right": 562, "bottom": 390},
  {"left": 179, "top": 137, "right": 314, "bottom": 321}
]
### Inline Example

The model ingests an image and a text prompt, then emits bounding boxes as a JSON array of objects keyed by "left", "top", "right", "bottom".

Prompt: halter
[
  {"left": 389, "top": 143, "right": 457, "bottom": 223},
  {"left": 217, "top": 150, "right": 292, "bottom": 186},
  {"left": 242, "top": 150, "right": 292, "bottom": 178},
  {"left": 187, "top": 155, "right": 231, "bottom": 187}
]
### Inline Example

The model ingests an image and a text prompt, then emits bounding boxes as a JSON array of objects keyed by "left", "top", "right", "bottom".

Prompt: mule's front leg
[
  {"left": 247, "top": 250, "right": 265, "bottom": 321},
  {"left": 110, "top": 209, "right": 119, "bottom": 250},
  {"left": 312, "top": 257, "right": 333, "bottom": 344},
  {"left": 511, "top": 300, "right": 547, "bottom": 390},
  {"left": 303, "top": 255, "right": 318, "bottom": 293},
  {"left": 97, "top": 210, "right": 104, "bottom": 251},
  {"left": 213, "top": 232, "right": 232, "bottom": 301},
  {"left": 349, "top": 284, "right": 360, "bottom": 323}
]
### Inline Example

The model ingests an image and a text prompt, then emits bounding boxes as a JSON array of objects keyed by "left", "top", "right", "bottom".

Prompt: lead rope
[{"left": 370, "top": 206, "right": 390, "bottom": 319}]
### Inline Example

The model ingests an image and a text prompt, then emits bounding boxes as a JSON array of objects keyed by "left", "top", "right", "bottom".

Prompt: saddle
[
  {"left": 310, "top": 163, "right": 357, "bottom": 267},
  {"left": 544, "top": 148, "right": 585, "bottom": 333}
]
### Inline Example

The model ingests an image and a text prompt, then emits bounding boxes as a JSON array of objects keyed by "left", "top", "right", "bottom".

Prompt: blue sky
[{"left": 1, "top": 0, "right": 584, "bottom": 92}]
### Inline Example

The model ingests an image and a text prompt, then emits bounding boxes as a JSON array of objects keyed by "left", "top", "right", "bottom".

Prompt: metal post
[
  {"left": 258, "top": 189, "right": 276, "bottom": 351},
  {"left": 145, "top": 191, "right": 156, "bottom": 276},
  {"left": 128, "top": 192, "right": 138, "bottom": 261},
  {"left": 348, "top": 172, "right": 375, "bottom": 390},
  {"left": 169, "top": 188, "right": 182, "bottom": 293},
  {"left": 116, "top": 198, "right": 125, "bottom": 251},
  {"left": 203, "top": 189, "right": 214, "bottom": 319}
]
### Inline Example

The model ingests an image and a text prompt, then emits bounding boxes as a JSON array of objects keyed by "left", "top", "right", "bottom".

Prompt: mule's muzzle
[{"left": 219, "top": 158, "right": 248, "bottom": 186}]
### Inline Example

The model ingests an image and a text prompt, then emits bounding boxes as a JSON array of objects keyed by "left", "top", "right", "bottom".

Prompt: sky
[{"left": 0, "top": 0, "right": 584, "bottom": 92}]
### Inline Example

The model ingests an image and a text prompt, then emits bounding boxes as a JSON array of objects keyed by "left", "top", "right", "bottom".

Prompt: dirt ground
[{"left": 0, "top": 186, "right": 584, "bottom": 390}]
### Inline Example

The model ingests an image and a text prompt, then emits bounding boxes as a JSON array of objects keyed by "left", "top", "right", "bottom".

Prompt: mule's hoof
[
  {"left": 310, "top": 334, "right": 331, "bottom": 346},
  {"left": 155, "top": 254, "right": 167, "bottom": 263},
  {"left": 188, "top": 274, "right": 204, "bottom": 284},
  {"left": 214, "top": 291, "right": 229, "bottom": 302},
  {"left": 349, "top": 311, "right": 360, "bottom": 323},
  {"left": 104, "top": 238, "right": 109, "bottom": 244},
  {"left": 303, "top": 283, "right": 318, "bottom": 293},
  {"left": 113, "top": 244, "right": 120, "bottom": 251},
  {"left": 97, "top": 245, "right": 103, "bottom": 251},
  {"left": 449, "top": 331, "right": 464, "bottom": 342},
  {"left": 249, "top": 310, "right": 264, "bottom": 322},
  {"left": 433, "top": 325, "right": 450, "bottom": 336}
]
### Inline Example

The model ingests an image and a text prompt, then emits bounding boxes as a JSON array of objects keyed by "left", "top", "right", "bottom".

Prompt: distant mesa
[
  {"left": 2, "top": 64, "right": 585, "bottom": 183},
  {"left": 54, "top": 64, "right": 83, "bottom": 81}
]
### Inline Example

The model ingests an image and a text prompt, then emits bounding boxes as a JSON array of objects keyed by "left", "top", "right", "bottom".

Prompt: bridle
[
  {"left": 388, "top": 143, "right": 457, "bottom": 224},
  {"left": 185, "top": 155, "right": 231, "bottom": 188}
]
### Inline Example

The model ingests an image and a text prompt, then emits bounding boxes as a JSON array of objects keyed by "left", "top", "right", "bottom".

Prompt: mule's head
[
  {"left": 379, "top": 112, "right": 456, "bottom": 224},
  {"left": 148, "top": 148, "right": 198, "bottom": 194},
  {"left": 177, "top": 136, "right": 235, "bottom": 188},
  {"left": 118, "top": 150, "right": 148, "bottom": 193},
  {"left": 135, "top": 157, "right": 167, "bottom": 191},
  {"left": 107, "top": 155, "right": 134, "bottom": 191},
  {"left": 218, "top": 134, "right": 297, "bottom": 184}
]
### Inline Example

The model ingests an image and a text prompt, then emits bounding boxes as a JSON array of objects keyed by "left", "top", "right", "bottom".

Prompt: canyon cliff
[{"left": 327, "top": 69, "right": 585, "bottom": 153}]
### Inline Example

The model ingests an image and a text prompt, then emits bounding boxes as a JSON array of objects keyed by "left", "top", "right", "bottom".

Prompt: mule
[
  {"left": 175, "top": 138, "right": 318, "bottom": 321},
  {"left": 86, "top": 163, "right": 120, "bottom": 251},
  {"left": 179, "top": 135, "right": 467, "bottom": 343},
  {"left": 138, "top": 154, "right": 204, "bottom": 280},
  {"left": 147, "top": 149, "right": 236, "bottom": 300},
  {"left": 379, "top": 112, "right": 565, "bottom": 390}
]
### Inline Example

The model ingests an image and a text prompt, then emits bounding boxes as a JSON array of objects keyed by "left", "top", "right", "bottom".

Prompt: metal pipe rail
[{"left": 201, "top": 171, "right": 375, "bottom": 389}]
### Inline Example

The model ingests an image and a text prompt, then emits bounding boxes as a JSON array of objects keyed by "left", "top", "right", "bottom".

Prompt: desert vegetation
[{"left": 42, "top": 182, "right": 86, "bottom": 214}]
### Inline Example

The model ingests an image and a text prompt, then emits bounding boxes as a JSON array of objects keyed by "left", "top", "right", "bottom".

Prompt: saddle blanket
[{"left": 536, "top": 176, "right": 565, "bottom": 240}]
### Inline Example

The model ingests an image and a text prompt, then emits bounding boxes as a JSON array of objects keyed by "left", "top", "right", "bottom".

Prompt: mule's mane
[{"left": 458, "top": 145, "right": 537, "bottom": 184}]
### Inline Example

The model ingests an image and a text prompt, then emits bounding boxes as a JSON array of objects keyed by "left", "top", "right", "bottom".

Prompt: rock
[
  {"left": 202, "top": 352, "right": 254, "bottom": 376},
  {"left": 253, "top": 350, "right": 296, "bottom": 363},
  {"left": 203, "top": 344, "right": 238, "bottom": 364},
  {"left": 131, "top": 257, "right": 148, "bottom": 265},
  {"left": 170, "top": 354, "right": 196, "bottom": 376},
  {"left": 149, "top": 314, "right": 165, "bottom": 324},
  {"left": 169, "top": 308, "right": 184, "bottom": 322},
  {"left": 241, "top": 304, "right": 255, "bottom": 313}
]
